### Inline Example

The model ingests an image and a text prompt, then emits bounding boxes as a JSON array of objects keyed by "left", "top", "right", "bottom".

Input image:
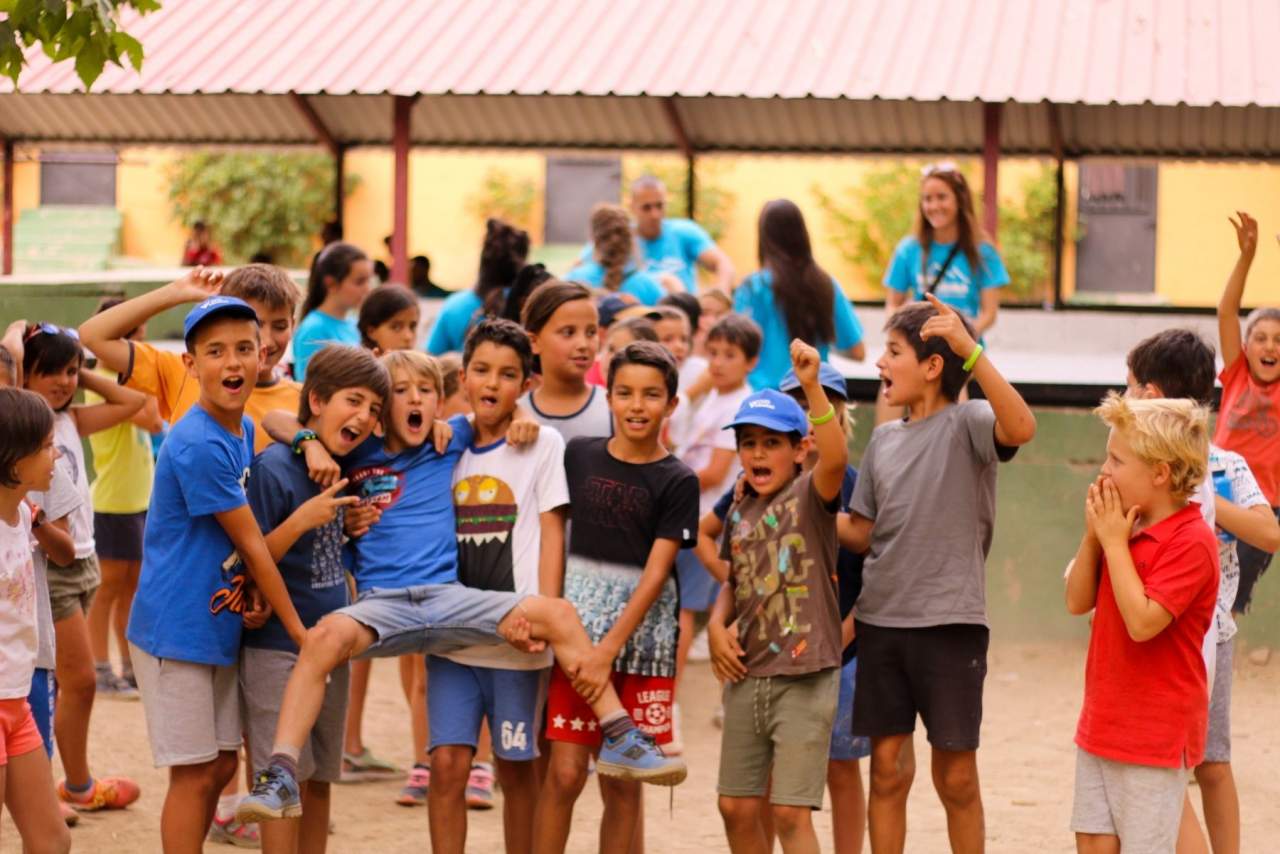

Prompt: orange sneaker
[{"left": 58, "top": 776, "right": 141, "bottom": 811}]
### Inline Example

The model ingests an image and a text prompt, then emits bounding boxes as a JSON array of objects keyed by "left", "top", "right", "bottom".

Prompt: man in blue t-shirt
[
  {"left": 578, "top": 176, "right": 735, "bottom": 293},
  {"left": 127, "top": 296, "right": 306, "bottom": 852},
  {"left": 241, "top": 344, "right": 389, "bottom": 852}
]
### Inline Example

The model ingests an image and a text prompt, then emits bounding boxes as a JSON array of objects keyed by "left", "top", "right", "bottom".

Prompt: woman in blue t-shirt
[
  {"left": 565, "top": 203, "right": 667, "bottom": 307},
  {"left": 294, "top": 241, "right": 372, "bottom": 380},
  {"left": 883, "top": 164, "right": 1009, "bottom": 334},
  {"left": 426, "top": 218, "right": 530, "bottom": 355},
  {"left": 732, "top": 199, "right": 865, "bottom": 389}
]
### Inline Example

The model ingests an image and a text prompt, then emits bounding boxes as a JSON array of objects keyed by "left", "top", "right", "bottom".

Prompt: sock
[
  {"left": 413, "top": 762, "right": 430, "bottom": 771},
  {"left": 269, "top": 749, "right": 300, "bottom": 780},
  {"left": 600, "top": 711, "right": 636, "bottom": 742},
  {"left": 65, "top": 777, "right": 94, "bottom": 799},
  {"left": 216, "top": 792, "right": 242, "bottom": 820}
]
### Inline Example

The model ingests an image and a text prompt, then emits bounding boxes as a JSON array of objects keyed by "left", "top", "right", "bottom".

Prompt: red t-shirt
[
  {"left": 1075, "top": 504, "right": 1219, "bottom": 769},
  {"left": 1214, "top": 354, "right": 1280, "bottom": 506}
]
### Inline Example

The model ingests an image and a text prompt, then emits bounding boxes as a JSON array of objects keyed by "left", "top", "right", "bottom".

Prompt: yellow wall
[{"left": 13, "top": 145, "right": 1280, "bottom": 309}]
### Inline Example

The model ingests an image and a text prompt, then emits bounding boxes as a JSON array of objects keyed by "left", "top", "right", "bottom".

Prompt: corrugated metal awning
[{"left": 1, "top": 0, "right": 1279, "bottom": 157}]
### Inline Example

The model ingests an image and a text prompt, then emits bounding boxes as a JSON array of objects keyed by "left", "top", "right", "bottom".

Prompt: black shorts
[
  {"left": 1233, "top": 506, "right": 1278, "bottom": 613},
  {"left": 93, "top": 511, "right": 146, "bottom": 562},
  {"left": 851, "top": 621, "right": 988, "bottom": 752}
]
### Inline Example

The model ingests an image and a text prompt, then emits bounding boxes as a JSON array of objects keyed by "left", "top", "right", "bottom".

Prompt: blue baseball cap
[
  {"left": 723, "top": 388, "right": 809, "bottom": 435},
  {"left": 182, "top": 296, "right": 258, "bottom": 343},
  {"left": 778, "top": 363, "right": 849, "bottom": 401}
]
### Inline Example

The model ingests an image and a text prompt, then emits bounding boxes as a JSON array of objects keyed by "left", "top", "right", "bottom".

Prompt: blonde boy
[{"left": 1065, "top": 394, "right": 1219, "bottom": 854}]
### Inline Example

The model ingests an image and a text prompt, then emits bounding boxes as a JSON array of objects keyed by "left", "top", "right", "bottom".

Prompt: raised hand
[
  {"left": 295, "top": 478, "right": 359, "bottom": 531},
  {"left": 164, "top": 266, "right": 226, "bottom": 304},
  {"left": 789, "top": 338, "right": 821, "bottom": 386},
  {"left": 920, "top": 293, "right": 978, "bottom": 360},
  {"left": 1228, "top": 211, "right": 1258, "bottom": 258}
]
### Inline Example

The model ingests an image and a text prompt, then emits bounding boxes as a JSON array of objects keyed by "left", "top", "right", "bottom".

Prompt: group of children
[{"left": 0, "top": 205, "right": 1275, "bottom": 854}]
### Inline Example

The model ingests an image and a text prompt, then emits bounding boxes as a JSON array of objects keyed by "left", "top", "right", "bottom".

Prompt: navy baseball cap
[
  {"left": 182, "top": 296, "right": 258, "bottom": 343},
  {"left": 724, "top": 388, "right": 809, "bottom": 435},
  {"left": 778, "top": 363, "right": 849, "bottom": 401}
]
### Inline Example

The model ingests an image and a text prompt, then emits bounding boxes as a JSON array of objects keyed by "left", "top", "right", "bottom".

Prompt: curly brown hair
[{"left": 590, "top": 204, "right": 636, "bottom": 293}]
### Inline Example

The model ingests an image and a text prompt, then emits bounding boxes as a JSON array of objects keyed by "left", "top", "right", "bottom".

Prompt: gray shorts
[
  {"left": 1071, "top": 747, "right": 1186, "bottom": 852},
  {"left": 129, "top": 643, "right": 241, "bottom": 767},
  {"left": 1204, "top": 640, "right": 1233, "bottom": 763},
  {"left": 717, "top": 668, "right": 840, "bottom": 808},
  {"left": 337, "top": 583, "right": 522, "bottom": 659},
  {"left": 49, "top": 555, "right": 100, "bottom": 621},
  {"left": 241, "top": 646, "right": 348, "bottom": 783}
]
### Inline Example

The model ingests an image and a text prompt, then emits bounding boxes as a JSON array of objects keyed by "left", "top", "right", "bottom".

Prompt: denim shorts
[
  {"left": 675, "top": 549, "right": 721, "bottom": 613},
  {"left": 426, "top": 656, "right": 547, "bottom": 762},
  {"left": 337, "top": 583, "right": 524, "bottom": 659}
]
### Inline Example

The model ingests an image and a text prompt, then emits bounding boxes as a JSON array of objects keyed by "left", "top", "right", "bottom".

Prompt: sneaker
[
  {"left": 207, "top": 812, "right": 261, "bottom": 848},
  {"left": 57, "top": 776, "right": 141, "bottom": 810},
  {"left": 95, "top": 665, "right": 139, "bottom": 700},
  {"left": 597, "top": 729, "right": 686, "bottom": 786},
  {"left": 688, "top": 629, "right": 711, "bottom": 662},
  {"left": 466, "top": 761, "right": 495, "bottom": 810},
  {"left": 121, "top": 666, "right": 137, "bottom": 690},
  {"left": 237, "top": 765, "right": 302, "bottom": 821},
  {"left": 339, "top": 747, "right": 400, "bottom": 783},
  {"left": 395, "top": 764, "right": 430, "bottom": 807},
  {"left": 58, "top": 801, "right": 79, "bottom": 827},
  {"left": 665, "top": 703, "right": 684, "bottom": 757}
]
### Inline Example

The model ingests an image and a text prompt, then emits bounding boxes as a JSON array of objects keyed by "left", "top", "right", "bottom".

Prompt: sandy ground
[{"left": 5, "top": 640, "right": 1279, "bottom": 853}]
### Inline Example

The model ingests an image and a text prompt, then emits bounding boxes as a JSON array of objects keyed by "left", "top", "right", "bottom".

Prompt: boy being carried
[
  {"left": 241, "top": 345, "right": 389, "bottom": 854},
  {"left": 428, "top": 319, "right": 569, "bottom": 854},
  {"left": 841, "top": 295, "right": 1036, "bottom": 853},
  {"left": 126, "top": 297, "right": 308, "bottom": 852},
  {"left": 1065, "top": 394, "right": 1219, "bottom": 853},
  {"left": 708, "top": 341, "right": 847, "bottom": 854},
  {"left": 533, "top": 341, "right": 700, "bottom": 854},
  {"left": 239, "top": 348, "right": 685, "bottom": 826}
]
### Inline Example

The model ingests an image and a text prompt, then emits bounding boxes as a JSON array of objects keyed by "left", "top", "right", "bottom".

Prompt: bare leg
[
  {"left": 532, "top": 741, "right": 591, "bottom": 854},
  {"left": 298, "top": 782, "right": 332, "bottom": 854},
  {"left": 163, "top": 752, "right": 238, "bottom": 854},
  {"left": 398, "top": 655, "right": 429, "bottom": 765},
  {"left": 868, "top": 735, "right": 914, "bottom": 854},
  {"left": 597, "top": 777, "right": 642, "bottom": 854},
  {"left": 258, "top": 811, "right": 300, "bottom": 854},
  {"left": 88, "top": 558, "right": 129, "bottom": 666},
  {"left": 718, "top": 795, "right": 770, "bottom": 854},
  {"left": 114, "top": 559, "right": 140, "bottom": 672},
  {"left": 427, "top": 745, "right": 473, "bottom": 854},
  {"left": 343, "top": 658, "right": 372, "bottom": 756},
  {"left": 1177, "top": 793, "right": 1210, "bottom": 854},
  {"left": 675, "top": 609, "right": 695, "bottom": 683},
  {"left": 496, "top": 757, "right": 539, "bottom": 854},
  {"left": 930, "top": 747, "right": 984, "bottom": 854},
  {"left": 273, "top": 615, "right": 377, "bottom": 759},
  {"left": 1076, "top": 833, "right": 1120, "bottom": 854},
  {"left": 773, "top": 803, "right": 821, "bottom": 854},
  {"left": 52, "top": 609, "right": 95, "bottom": 788},
  {"left": 4, "top": 746, "right": 71, "bottom": 854},
  {"left": 828, "top": 758, "right": 866, "bottom": 854},
  {"left": 1194, "top": 762, "right": 1239, "bottom": 854}
]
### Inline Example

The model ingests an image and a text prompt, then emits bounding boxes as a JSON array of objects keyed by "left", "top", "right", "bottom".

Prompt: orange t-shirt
[
  {"left": 124, "top": 341, "right": 300, "bottom": 454},
  {"left": 1214, "top": 354, "right": 1280, "bottom": 506}
]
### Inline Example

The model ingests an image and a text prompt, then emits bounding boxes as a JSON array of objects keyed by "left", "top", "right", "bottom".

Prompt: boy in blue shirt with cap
[
  {"left": 127, "top": 296, "right": 306, "bottom": 852},
  {"left": 709, "top": 339, "right": 848, "bottom": 854}
]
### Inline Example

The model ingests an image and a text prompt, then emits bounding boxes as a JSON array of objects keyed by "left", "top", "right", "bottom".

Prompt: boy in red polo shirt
[{"left": 1065, "top": 393, "right": 1219, "bottom": 853}]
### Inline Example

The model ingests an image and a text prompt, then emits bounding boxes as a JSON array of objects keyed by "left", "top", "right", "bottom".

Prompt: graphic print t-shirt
[
  {"left": 563, "top": 437, "right": 699, "bottom": 677},
  {"left": 243, "top": 443, "right": 350, "bottom": 654},
  {"left": 722, "top": 470, "right": 842, "bottom": 677},
  {"left": 52, "top": 412, "right": 95, "bottom": 558},
  {"left": 445, "top": 430, "right": 569, "bottom": 670},
  {"left": 27, "top": 464, "right": 80, "bottom": 670},
  {"left": 0, "top": 503, "right": 36, "bottom": 698},
  {"left": 126, "top": 407, "right": 254, "bottom": 667},
  {"left": 343, "top": 415, "right": 472, "bottom": 592}
]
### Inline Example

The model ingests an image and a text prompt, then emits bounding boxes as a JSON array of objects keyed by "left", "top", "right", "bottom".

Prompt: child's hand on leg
[{"left": 570, "top": 646, "right": 614, "bottom": 705}]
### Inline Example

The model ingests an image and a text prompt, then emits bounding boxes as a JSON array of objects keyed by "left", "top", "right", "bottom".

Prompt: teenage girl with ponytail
[
  {"left": 294, "top": 242, "right": 372, "bottom": 381},
  {"left": 566, "top": 204, "right": 666, "bottom": 307}
]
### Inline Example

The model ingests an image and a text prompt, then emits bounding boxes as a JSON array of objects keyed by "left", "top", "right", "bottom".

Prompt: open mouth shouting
[
  {"left": 405, "top": 409, "right": 425, "bottom": 433},
  {"left": 747, "top": 464, "right": 775, "bottom": 489},
  {"left": 222, "top": 375, "right": 246, "bottom": 395}
]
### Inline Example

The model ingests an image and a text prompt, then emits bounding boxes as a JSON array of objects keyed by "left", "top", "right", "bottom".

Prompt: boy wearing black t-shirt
[{"left": 532, "top": 341, "right": 700, "bottom": 854}]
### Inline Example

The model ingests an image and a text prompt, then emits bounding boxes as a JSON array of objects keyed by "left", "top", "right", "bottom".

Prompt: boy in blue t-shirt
[
  {"left": 240, "top": 350, "right": 684, "bottom": 826},
  {"left": 241, "top": 344, "right": 389, "bottom": 854},
  {"left": 126, "top": 296, "right": 306, "bottom": 852}
]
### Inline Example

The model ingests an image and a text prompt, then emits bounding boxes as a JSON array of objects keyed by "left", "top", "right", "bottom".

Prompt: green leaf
[
  {"left": 111, "top": 30, "right": 141, "bottom": 68},
  {"left": 73, "top": 35, "right": 105, "bottom": 88}
]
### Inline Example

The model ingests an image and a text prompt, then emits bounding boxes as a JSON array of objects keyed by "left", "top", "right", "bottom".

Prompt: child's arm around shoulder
[
  {"left": 788, "top": 339, "right": 847, "bottom": 502},
  {"left": 1218, "top": 212, "right": 1257, "bottom": 370},
  {"left": 921, "top": 294, "right": 1036, "bottom": 448}
]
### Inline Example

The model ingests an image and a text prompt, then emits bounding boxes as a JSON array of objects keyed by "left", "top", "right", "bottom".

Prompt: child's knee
[
  {"left": 1194, "top": 761, "right": 1232, "bottom": 788},
  {"left": 827, "top": 757, "right": 862, "bottom": 791},
  {"left": 718, "top": 795, "right": 763, "bottom": 829},
  {"left": 870, "top": 752, "right": 913, "bottom": 797},
  {"left": 770, "top": 804, "right": 813, "bottom": 838},
  {"left": 544, "top": 753, "right": 589, "bottom": 796},
  {"left": 428, "top": 746, "right": 474, "bottom": 790},
  {"left": 212, "top": 751, "right": 239, "bottom": 787},
  {"left": 932, "top": 757, "right": 979, "bottom": 805}
]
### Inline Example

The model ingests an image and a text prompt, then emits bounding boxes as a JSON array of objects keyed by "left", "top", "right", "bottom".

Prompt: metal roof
[{"left": 1, "top": 0, "right": 1279, "bottom": 156}]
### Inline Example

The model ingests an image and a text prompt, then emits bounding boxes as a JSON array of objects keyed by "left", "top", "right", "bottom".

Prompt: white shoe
[{"left": 688, "top": 629, "right": 711, "bottom": 662}]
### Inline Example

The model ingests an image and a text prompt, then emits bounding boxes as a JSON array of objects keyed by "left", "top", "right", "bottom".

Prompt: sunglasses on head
[
  {"left": 24, "top": 322, "right": 79, "bottom": 343},
  {"left": 921, "top": 161, "right": 962, "bottom": 178}
]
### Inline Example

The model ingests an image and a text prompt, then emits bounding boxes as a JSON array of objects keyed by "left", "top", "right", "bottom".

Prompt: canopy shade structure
[{"left": 2, "top": 0, "right": 1279, "bottom": 278}]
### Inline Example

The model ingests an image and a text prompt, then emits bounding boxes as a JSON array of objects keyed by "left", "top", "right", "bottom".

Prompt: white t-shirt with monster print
[{"left": 444, "top": 429, "right": 568, "bottom": 670}]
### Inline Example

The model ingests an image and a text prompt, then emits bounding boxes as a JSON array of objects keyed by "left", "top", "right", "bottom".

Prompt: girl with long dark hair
[
  {"left": 426, "top": 219, "right": 530, "bottom": 355},
  {"left": 732, "top": 199, "right": 865, "bottom": 389}
]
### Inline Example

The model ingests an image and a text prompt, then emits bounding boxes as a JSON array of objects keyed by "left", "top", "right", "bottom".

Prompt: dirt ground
[{"left": 5, "top": 641, "right": 1279, "bottom": 853}]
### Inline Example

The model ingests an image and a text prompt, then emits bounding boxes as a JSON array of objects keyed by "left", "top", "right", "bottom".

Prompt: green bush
[
  {"left": 465, "top": 168, "right": 538, "bottom": 235},
  {"left": 167, "top": 151, "right": 356, "bottom": 267}
]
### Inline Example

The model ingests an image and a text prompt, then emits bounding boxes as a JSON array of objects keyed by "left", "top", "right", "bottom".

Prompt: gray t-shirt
[
  {"left": 850, "top": 400, "right": 1015, "bottom": 629},
  {"left": 520, "top": 386, "right": 613, "bottom": 444},
  {"left": 27, "top": 462, "right": 82, "bottom": 669}
]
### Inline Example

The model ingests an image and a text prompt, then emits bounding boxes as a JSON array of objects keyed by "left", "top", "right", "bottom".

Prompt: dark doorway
[
  {"left": 40, "top": 150, "right": 118, "bottom": 206},
  {"left": 544, "top": 157, "right": 621, "bottom": 244},
  {"left": 1075, "top": 163, "right": 1158, "bottom": 293}
]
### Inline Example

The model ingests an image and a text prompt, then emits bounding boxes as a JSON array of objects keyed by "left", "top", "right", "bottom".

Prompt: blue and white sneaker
[
  {"left": 236, "top": 765, "right": 302, "bottom": 821},
  {"left": 596, "top": 729, "right": 687, "bottom": 786}
]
